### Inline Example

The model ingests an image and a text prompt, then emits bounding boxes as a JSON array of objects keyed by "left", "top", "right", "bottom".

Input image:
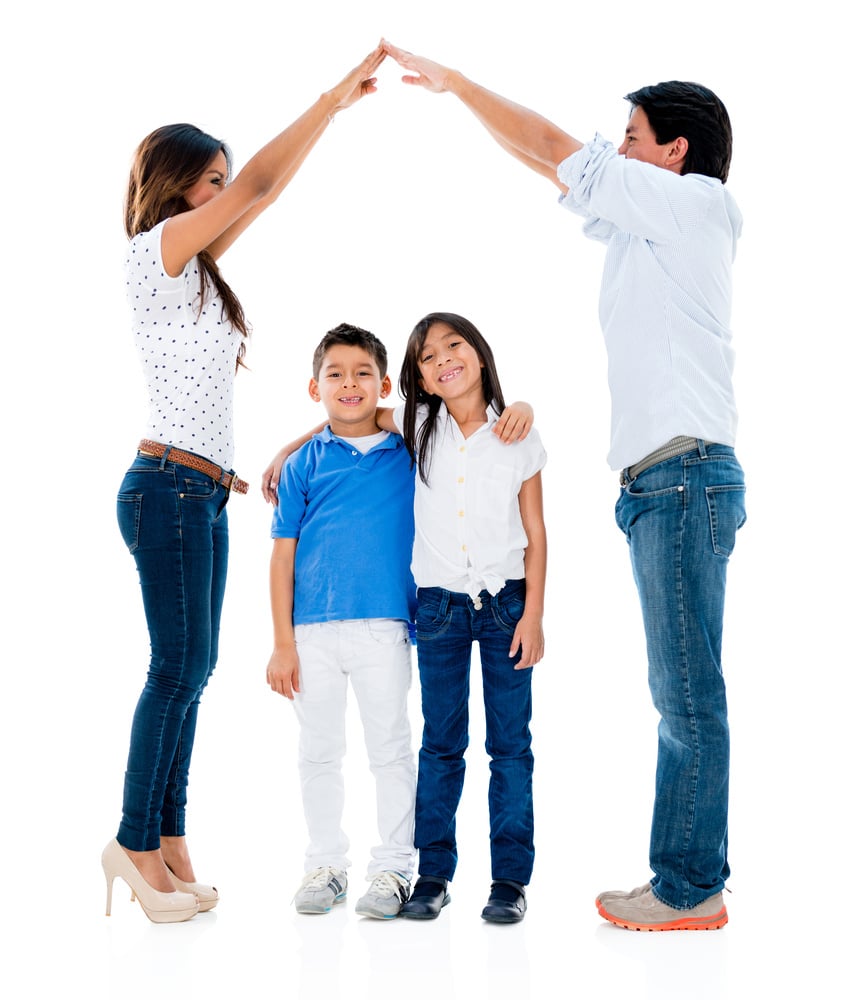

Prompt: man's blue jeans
[
  {"left": 615, "top": 442, "right": 746, "bottom": 908},
  {"left": 115, "top": 452, "right": 229, "bottom": 852},
  {"left": 413, "top": 580, "right": 534, "bottom": 885}
]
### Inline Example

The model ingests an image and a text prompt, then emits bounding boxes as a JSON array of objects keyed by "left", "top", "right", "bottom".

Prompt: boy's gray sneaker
[
  {"left": 354, "top": 871, "right": 411, "bottom": 919},
  {"left": 293, "top": 867, "right": 348, "bottom": 914}
]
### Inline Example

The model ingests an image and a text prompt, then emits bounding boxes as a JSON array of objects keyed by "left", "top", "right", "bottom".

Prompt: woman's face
[{"left": 184, "top": 149, "right": 228, "bottom": 209}]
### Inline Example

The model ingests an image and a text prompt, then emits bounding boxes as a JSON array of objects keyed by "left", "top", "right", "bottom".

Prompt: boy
[{"left": 266, "top": 323, "right": 417, "bottom": 919}]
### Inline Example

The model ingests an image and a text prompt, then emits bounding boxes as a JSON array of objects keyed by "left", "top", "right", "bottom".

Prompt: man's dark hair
[
  {"left": 625, "top": 81, "right": 732, "bottom": 183},
  {"left": 312, "top": 322, "right": 389, "bottom": 379}
]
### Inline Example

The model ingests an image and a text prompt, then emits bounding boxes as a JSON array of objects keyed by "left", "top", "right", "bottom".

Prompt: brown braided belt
[{"left": 138, "top": 440, "right": 249, "bottom": 495}]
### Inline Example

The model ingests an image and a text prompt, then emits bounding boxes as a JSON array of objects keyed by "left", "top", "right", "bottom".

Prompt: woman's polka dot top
[{"left": 124, "top": 220, "right": 245, "bottom": 469}]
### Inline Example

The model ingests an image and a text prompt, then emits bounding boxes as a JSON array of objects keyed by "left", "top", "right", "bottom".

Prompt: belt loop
[
  {"left": 159, "top": 446, "right": 171, "bottom": 470},
  {"left": 440, "top": 588, "right": 451, "bottom": 617},
  {"left": 697, "top": 439, "right": 708, "bottom": 459}
]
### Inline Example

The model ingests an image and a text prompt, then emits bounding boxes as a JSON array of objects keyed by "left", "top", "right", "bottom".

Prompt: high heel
[
  {"left": 166, "top": 869, "right": 219, "bottom": 912},
  {"left": 102, "top": 839, "right": 199, "bottom": 923}
]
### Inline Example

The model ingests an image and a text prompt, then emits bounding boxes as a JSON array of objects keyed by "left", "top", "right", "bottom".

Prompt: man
[{"left": 383, "top": 39, "right": 746, "bottom": 932}]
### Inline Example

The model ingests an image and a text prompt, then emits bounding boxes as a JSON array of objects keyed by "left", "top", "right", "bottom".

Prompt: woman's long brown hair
[{"left": 125, "top": 123, "right": 250, "bottom": 368}]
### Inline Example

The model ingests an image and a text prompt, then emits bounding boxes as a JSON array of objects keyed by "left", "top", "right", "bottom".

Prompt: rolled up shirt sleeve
[{"left": 557, "top": 133, "right": 717, "bottom": 244}]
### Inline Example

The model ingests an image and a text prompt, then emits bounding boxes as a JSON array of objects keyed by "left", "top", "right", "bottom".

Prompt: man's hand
[{"left": 383, "top": 39, "right": 450, "bottom": 93}]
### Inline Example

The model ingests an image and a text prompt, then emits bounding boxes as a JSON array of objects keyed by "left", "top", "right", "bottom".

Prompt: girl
[
  {"left": 103, "top": 46, "right": 386, "bottom": 924},
  {"left": 383, "top": 312, "right": 547, "bottom": 924}
]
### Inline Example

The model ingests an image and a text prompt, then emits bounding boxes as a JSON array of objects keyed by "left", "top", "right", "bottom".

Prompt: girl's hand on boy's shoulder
[
  {"left": 261, "top": 450, "right": 285, "bottom": 504},
  {"left": 494, "top": 402, "right": 534, "bottom": 443}
]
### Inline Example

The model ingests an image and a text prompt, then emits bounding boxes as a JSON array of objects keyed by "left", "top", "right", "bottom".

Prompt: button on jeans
[
  {"left": 616, "top": 442, "right": 746, "bottom": 908},
  {"left": 115, "top": 453, "right": 229, "bottom": 852},
  {"left": 413, "top": 579, "right": 534, "bottom": 885}
]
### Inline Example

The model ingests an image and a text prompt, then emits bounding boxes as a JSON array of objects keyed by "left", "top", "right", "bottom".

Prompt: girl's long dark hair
[
  {"left": 398, "top": 312, "right": 507, "bottom": 486},
  {"left": 124, "top": 123, "right": 250, "bottom": 369}
]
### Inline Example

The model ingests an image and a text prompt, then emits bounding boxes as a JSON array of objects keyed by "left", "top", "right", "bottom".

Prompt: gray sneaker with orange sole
[{"left": 598, "top": 888, "right": 728, "bottom": 931}]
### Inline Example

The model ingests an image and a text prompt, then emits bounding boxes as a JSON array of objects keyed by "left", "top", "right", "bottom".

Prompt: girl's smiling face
[{"left": 417, "top": 322, "right": 484, "bottom": 400}]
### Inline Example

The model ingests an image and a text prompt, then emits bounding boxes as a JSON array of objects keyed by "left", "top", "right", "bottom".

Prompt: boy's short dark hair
[
  {"left": 312, "top": 323, "right": 389, "bottom": 379},
  {"left": 625, "top": 81, "right": 733, "bottom": 183}
]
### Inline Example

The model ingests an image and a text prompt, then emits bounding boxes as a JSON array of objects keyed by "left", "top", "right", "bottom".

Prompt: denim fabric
[
  {"left": 115, "top": 452, "right": 229, "bottom": 852},
  {"left": 413, "top": 579, "right": 534, "bottom": 884},
  {"left": 615, "top": 442, "right": 746, "bottom": 908}
]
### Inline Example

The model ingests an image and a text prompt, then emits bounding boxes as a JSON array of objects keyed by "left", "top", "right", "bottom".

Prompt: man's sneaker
[
  {"left": 293, "top": 867, "right": 348, "bottom": 914},
  {"left": 595, "top": 881, "right": 653, "bottom": 910},
  {"left": 598, "top": 888, "right": 728, "bottom": 931},
  {"left": 355, "top": 871, "right": 411, "bottom": 919}
]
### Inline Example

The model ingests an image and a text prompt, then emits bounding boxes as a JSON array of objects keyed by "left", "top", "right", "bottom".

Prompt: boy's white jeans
[{"left": 293, "top": 619, "right": 416, "bottom": 879}]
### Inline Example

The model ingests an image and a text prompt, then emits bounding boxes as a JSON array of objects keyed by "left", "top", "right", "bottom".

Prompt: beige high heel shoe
[
  {"left": 102, "top": 839, "right": 199, "bottom": 923},
  {"left": 167, "top": 869, "right": 219, "bottom": 912}
]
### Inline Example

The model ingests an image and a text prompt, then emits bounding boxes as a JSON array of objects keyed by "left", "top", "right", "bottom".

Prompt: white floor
[
  {"left": 9, "top": 586, "right": 839, "bottom": 1000},
  {"left": 13, "top": 814, "right": 836, "bottom": 1000}
]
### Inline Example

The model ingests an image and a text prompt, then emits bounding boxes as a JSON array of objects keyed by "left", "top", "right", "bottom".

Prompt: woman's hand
[{"left": 329, "top": 43, "right": 388, "bottom": 113}]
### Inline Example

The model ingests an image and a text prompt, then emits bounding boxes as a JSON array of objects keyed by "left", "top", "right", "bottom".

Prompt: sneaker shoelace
[
  {"left": 295, "top": 867, "right": 343, "bottom": 894},
  {"left": 366, "top": 872, "right": 408, "bottom": 900}
]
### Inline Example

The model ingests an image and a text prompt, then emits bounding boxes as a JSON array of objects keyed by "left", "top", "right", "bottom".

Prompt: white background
[{"left": 3, "top": 1, "right": 841, "bottom": 997}]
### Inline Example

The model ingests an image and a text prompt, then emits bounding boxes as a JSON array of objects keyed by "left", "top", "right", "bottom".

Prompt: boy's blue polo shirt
[{"left": 271, "top": 426, "right": 416, "bottom": 626}]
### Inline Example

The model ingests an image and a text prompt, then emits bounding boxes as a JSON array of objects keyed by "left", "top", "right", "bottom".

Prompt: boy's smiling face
[{"left": 309, "top": 343, "right": 391, "bottom": 436}]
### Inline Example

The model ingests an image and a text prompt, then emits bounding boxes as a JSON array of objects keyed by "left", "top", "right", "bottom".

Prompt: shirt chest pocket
[{"left": 469, "top": 462, "right": 523, "bottom": 524}]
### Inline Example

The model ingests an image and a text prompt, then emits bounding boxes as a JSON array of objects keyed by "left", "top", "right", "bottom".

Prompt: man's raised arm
[{"left": 383, "top": 40, "right": 582, "bottom": 190}]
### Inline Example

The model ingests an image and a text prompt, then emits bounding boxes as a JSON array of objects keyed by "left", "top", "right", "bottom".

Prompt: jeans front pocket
[
  {"left": 415, "top": 589, "right": 452, "bottom": 641},
  {"left": 179, "top": 475, "right": 218, "bottom": 500},
  {"left": 491, "top": 581, "right": 526, "bottom": 634}
]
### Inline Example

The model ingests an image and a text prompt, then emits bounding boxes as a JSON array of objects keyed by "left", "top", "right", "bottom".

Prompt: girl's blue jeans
[
  {"left": 115, "top": 452, "right": 229, "bottom": 852},
  {"left": 413, "top": 579, "right": 534, "bottom": 885},
  {"left": 616, "top": 441, "right": 746, "bottom": 908}
]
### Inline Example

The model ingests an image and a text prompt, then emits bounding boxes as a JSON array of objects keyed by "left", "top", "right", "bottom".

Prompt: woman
[{"left": 102, "top": 44, "right": 386, "bottom": 924}]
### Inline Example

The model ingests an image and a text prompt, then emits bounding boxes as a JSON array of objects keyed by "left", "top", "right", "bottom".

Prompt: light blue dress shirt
[{"left": 558, "top": 134, "right": 742, "bottom": 470}]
